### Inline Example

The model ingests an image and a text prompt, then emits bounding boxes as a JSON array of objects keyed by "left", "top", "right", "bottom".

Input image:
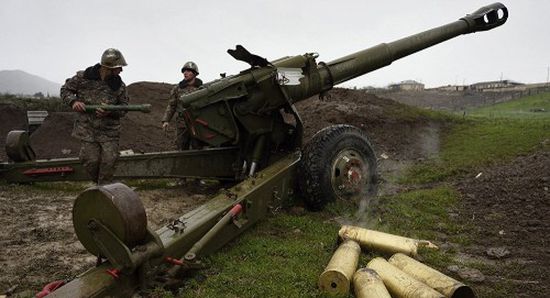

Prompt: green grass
[
  {"left": 146, "top": 186, "right": 466, "bottom": 298},
  {"left": 0, "top": 94, "right": 66, "bottom": 111},
  {"left": 376, "top": 186, "right": 467, "bottom": 242},
  {"left": 402, "top": 118, "right": 550, "bottom": 183},
  {"left": 400, "top": 92, "right": 549, "bottom": 183},
  {"left": 465, "top": 91, "right": 550, "bottom": 119},
  {"left": 177, "top": 212, "right": 339, "bottom": 298},
  {"left": 383, "top": 99, "right": 459, "bottom": 123}
]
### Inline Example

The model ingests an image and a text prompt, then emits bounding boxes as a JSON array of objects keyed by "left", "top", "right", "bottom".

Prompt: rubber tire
[{"left": 299, "top": 124, "right": 377, "bottom": 211}]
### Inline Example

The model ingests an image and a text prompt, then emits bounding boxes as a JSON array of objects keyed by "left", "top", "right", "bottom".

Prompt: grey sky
[{"left": 1, "top": 0, "right": 548, "bottom": 88}]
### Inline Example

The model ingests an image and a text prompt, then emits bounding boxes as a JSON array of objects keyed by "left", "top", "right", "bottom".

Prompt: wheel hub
[{"left": 331, "top": 149, "right": 370, "bottom": 199}]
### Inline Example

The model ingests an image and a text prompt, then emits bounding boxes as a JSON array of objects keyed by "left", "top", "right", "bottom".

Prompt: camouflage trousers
[
  {"left": 176, "top": 124, "right": 204, "bottom": 150},
  {"left": 175, "top": 125, "right": 191, "bottom": 151},
  {"left": 79, "top": 140, "right": 119, "bottom": 185}
]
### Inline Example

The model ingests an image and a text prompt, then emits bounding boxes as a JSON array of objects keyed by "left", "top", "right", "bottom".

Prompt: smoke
[
  {"left": 335, "top": 166, "right": 380, "bottom": 229},
  {"left": 416, "top": 123, "right": 441, "bottom": 160},
  {"left": 339, "top": 122, "right": 442, "bottom": 230}
]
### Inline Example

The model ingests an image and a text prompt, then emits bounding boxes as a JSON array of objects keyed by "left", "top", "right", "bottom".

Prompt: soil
[
  {"left": 455, "top": 151, "right": 550, "bottom": 297},
  {"left": 296, "top": 88, "right": 442, "bottom": 162},
  {"left": 0, "top": 83, "right": 548, "bottom": 297},
  {"left": 0, "top": 182, "right": 216, "bottom": 295}
]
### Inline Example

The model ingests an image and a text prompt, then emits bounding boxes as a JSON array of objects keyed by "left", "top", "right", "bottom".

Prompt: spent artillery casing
[
  {"left": 339, "top": 225, "right": 438, "bottom": 256},
  {"left": 352, "top": 267, "right": 391, "bottom": 298},
  {"left": 318, "top": 239, "right": 361, "bottom": 296},
  {"left": 367, "top": 257, "right": 445, "bottom": 298},
  {"left": 389, "top": 253, "right": 476, "bottom": 298}
]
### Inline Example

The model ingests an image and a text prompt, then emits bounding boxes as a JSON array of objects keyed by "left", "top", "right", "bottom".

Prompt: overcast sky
[{"left": 1, "top": 0, "right": 548, "bottom": 88}]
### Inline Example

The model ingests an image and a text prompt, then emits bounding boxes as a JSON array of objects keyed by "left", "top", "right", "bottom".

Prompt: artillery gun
[{"left": 5, "top": 3, "right": 508, "bottom": 297}]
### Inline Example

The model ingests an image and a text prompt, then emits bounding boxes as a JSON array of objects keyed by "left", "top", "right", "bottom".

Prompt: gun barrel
[
  {"left": 84, "top": 104, "right": 152, "bottom": 113},
  {"left": 321, "top": 3, "right": 507, "bottom": 86}
]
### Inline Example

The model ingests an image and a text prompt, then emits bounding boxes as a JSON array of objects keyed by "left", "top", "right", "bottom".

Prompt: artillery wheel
[
  {"left": 298, "top": 125, "right": 377, "bottom": 210},
  {"left": 72, "top": 183, "right": 147, "bottom": 256}
]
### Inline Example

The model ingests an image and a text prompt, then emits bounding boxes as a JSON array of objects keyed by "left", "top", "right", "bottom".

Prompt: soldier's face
[
  {"left": 183, "top": 70, "right": 196, "bottom": 81},
  {"left": 111, "top": 67, "right": 123, "bottom": 76},
  {"left": 100, "top": 66, "right": 123, "bottom": 80}
]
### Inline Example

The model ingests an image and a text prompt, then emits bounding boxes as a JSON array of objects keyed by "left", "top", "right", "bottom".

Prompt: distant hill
[{"left": 0, "top": 70, "right": 61, "bottom": 96}]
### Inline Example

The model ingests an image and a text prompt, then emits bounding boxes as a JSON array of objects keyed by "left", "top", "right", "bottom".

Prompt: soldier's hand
[
  {"left": 162, "top": 122, "right": 169, "bottom": 131},
  {"left": 96, "top": 107, "right": 111, "bottom": 118},
  {"left": 72, "top": 101, "right": 86, "bottom": 112}
]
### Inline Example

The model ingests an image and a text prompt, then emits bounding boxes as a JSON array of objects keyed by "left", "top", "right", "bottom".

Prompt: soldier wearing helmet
[
  {"left": 162, "top": 61, "right": 203, "bottom": 150},
  {"left": 60, "top": 48, "right": 129, "bottom": 184}
]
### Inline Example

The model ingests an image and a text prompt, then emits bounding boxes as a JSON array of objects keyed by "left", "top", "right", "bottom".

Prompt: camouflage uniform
[
  {"left": 61, "top": 63, "right": 129, "bottom": 184},
  {"left": 162, "top": 78, "right": 203, "bottom": 150}
]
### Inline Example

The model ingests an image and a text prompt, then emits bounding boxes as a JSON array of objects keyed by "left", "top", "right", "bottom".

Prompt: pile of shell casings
[{"left": 318, "top": 225, "right": 476, "bottom": 298}]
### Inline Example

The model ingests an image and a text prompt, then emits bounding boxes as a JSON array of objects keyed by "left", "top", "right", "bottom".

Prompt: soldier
[
  {"left": 162, "top": 61, "right": 203, "bottom": 150},
  {"left": 60, "top": 48, "right": 129, "bottom": 184}
]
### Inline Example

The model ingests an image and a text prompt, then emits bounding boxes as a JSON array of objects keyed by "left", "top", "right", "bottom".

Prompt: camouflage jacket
[
  {"left": 161, "top": 78, "right": 203, "bottom": 125},
  {"left": 61, "top": 64, "right": 129, "bottom": 142}
]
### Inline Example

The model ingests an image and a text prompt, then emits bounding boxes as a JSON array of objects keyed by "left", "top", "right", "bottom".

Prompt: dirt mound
[
  {"left": 296, "top": 88, "right": 441, "bottom": 161},
  {"left": 456, "top": 151, "right": 550, "bottom": 296},
  {"left": 120, "top": 81, "right": 175, "bottom": 153},
  {"left": 2, "top": 85, "right": 439, "bottom": 163}
]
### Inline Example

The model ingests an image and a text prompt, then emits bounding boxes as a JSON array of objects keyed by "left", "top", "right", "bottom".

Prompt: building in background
[
  {"left": 469, "top": 80, "right": 524, "bottom": 91},
  {"left": 388, "top": 80, "right": 424, "bottom": 91}
]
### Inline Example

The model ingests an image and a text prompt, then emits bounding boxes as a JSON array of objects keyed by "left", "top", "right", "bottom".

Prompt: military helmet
[
  {"left": 181, "top": 61, "right": 199, "bottom": 75},
  {"left": 100, "top": 48, "right": 128, "bottom": 68}
]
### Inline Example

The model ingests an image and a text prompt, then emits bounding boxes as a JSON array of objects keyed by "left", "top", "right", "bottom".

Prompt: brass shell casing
[
  {"left": 367, "top": 257, "right": 445, "bottom": 298},
  {"left": 352, "top": 267, "right": 392, "bottom": 298},
  {"left": 339, "top": 225, "right": 438, "bottom": 256},
  {"left": 319, "top": 240, "right": 361, "bottom": 296},
  {"left": 389, "top": 253, "right": 476, "bottom": 298}
]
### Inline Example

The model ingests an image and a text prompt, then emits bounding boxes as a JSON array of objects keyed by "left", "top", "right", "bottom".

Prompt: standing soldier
[
  {"left": 162, "top": 61, "right": 203, "bottom": 150},
  {"left": 60, "top": 48, "right": 129, "bottom": 185}
]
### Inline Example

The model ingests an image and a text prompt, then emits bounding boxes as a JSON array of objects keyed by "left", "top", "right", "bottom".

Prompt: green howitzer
[
  {"left": 83, "top": 104, "right": 152, "bottom": 113},
  {"left": 32, "top": 3, "right": 508, "bottom": 297},
  {"left": 176, "top": 2, "right": 508, "bottom": 178},
  {"left": 2, "top": 3, "right": 508, "bottom": 204}
]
